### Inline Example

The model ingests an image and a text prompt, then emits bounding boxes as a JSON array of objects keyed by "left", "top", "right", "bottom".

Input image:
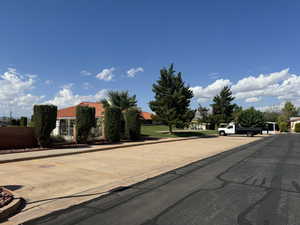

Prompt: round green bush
[
  {"left": 294, "top": 123, "right": 300, "bottom": 133},
  {"left": 124, "top": 108, "right": 141, "bottom": 141},
  {"left": 104, "top": 107, "right": 121, "bottom": 143}
]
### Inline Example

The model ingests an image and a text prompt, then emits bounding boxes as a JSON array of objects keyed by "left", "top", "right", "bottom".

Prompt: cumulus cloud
[
  {"left": 190, "top": 79, "right": 232, "bottom": 102},
  {"left": 0, "top": 68, "right": 43, "bottom": 116},
  {"left": 127, "top": 67, "right": 144, "bottom": 78},
  {"left": 45, "top": 85, "right": 107, "bottom": 108},
  {"left": 232, "top": 69, "right": 290, "bottom": 93},
  {"left": 245, "top": 97, "right": 261, "bottom": 103},
  {"left": 96, "top": 68, "right": 115, "bottom": 81},
  {"left": 80, "top": 70, "right": 92, "bottom": 76},
  {"left": 191, "top": 68, "right": 300, "bottom": 107}
]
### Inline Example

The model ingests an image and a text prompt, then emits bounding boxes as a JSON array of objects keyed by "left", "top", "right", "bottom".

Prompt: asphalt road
[{"left": 23, "top": 134, "right": 300, "bottom": 225}]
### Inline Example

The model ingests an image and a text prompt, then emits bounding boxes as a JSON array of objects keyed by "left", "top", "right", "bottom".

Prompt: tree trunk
[{"left": 169, "top": 124, "right": 173, "bottom": 134}]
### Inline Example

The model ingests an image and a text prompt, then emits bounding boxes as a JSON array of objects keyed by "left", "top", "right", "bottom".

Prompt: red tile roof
[
  {"left": 57, "top": 102, "right": 153, "bottom": 120},
  {"left": 57, "top": 102, "right": 105, "bottom": 118},
  {"left": 140, "top": 111, "right": 153, "bottom": 120}
]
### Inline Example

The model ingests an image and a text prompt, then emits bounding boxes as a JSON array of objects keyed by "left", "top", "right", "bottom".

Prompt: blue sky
[{"left": 1, "top": 0, "right": 300, "bottom": 116}]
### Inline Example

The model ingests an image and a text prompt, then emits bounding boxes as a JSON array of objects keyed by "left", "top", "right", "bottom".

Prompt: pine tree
[
  {"left": 211, "top": 86, "right": 235, "bottom": 126},
  {"left": 149, "top": 64, "right": 195, "bottom": 133}
]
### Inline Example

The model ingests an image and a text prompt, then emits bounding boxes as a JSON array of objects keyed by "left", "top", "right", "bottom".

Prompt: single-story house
[
  {"left": 290, "top": 117, "right": 300, "bottom": 132},
  {"left": 189, "top": 111, "right": 211, "bottom": 130},
  {"left": 52, "top": 102, "right": 153, "bottom": 138}
]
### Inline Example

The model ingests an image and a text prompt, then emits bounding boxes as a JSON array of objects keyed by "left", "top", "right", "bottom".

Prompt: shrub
[
  {"left": 237, "top": 107, "right": 265, "bottom": 128},
  {"left": 75, "top": 106, "right": 96, "bottom": 143},
  {"left": 10, "top": 118, "right": 20, "bottom": 126},
  {"left": 295, "top": 123, "right": 300, "bottom": 133},
  {"left": 279, "top": 121, "right": 288, "bottom": 132},
  {"left": 104, "top": 107, "right": 121, "bottom": 142},
  {"left": 124, "top": 108, "right": 141, "bottom": 140},
  {"left": 50, "top": 135, "right": 67, "bottom": 144},
  {"left": 20, "top": 117, "right": 28, "bottom": 127},
  {"left": 33, "top": 105, "right": 57, "bottom": 147}
]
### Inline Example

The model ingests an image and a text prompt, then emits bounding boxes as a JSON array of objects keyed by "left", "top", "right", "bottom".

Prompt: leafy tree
[
  {"left": 232, "top": 105, "right": 243, "bottom": 122},
  {"left": 20, "top": 117, "right": 28, "bottom": 127},
  {"left": 282, "top": 101, "right": 298, "bottom": 121},
  {"left": 211, "top": 86, "right": 235, "bottom": 126},
  {"left": 104, "top": 106, "right": 121, "bottom": 142},
  {"left": 149, "top": 64, "right": 195, "bottom": 133},
  {"left": 196, "top": 104, "right": 209, "bottom": 123},
  {"left": 236, "top": 107, "right": 265, "bottom": 128},
  {"left": 76, "top": 106, "right": 96, "bottom": 144},
  {"left": 263, "top": 111, "right": 280, "bottom": 122},
  {"left": 33, "top": 105, "right": 57, "bottom": 147},
  {"left": 279, "top": 121, "right": 288, "bottom": 132}
]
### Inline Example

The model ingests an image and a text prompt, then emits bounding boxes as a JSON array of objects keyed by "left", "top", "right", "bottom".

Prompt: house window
[{"left": 59, "top": 119, "right": 75, "bottom": 136}]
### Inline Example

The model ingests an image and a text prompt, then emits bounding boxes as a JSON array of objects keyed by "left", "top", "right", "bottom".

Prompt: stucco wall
[{"left": 0, "top": 127, "right": 37, "bottom": 149}]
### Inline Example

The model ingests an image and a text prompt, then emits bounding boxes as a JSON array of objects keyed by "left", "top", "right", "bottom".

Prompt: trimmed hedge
[
  {"left": 33, "top": 105, "right": 57, "bottom": 147},
  {"left": 124, "top": 108, "right": 141, "bottom": 140},
  {"left": 104, "top": 107, "right": 121, "bottom": 143},
  {"left": 20, "top": 117, "right": 28, "bottom": 127},
  {"left": 76, "top": 106, "right": 96, "bottom": 143},
  {"left": 279, "top": 121, "right": 288, "bottom": 132},
  {"left": 295, "top": 123, "right": 300, "bottom": 133}
]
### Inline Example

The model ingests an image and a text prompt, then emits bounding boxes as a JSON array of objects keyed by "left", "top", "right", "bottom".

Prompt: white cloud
[
  {"left": 190, "top": 79, "right": 232, "bottom": 102},
  {"left": 245, "top": 97, "right": 261, "bottom": 103},
  {"left": 45, "top": 86, "right": 107, "bottom": 108},
  {"left": 256, "top": 103, "right": 285, "bottom": 112},
  {"left": 127, "top": 67, "right": 144, "bottom": 78},
  {"left": 232, "top": 68, "right": 290, "bottom": 93},
  {"left": 191, "top": 68, "right": 300, "bottom": 108},
  {"left": 0, "top": 68, "right": 43, "bottom": 116},
  {"left": 96, "top": 68, "right": 115, "bottom": 81},
  {"left": 80, "top": 70, "right": 92, "bottom": 76},
  {"left": 208, "top": 72, "right": 220, "bottom": 80},
  {"left": 45, "top": 80, "right": 53, "bottom": 85}
]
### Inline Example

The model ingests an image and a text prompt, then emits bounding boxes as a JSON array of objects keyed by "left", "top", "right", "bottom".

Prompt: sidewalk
[
  {"left": 0, "top": 137, "right": 201, "bottom": 164},
  {"left": 1, "top": 135, "right": 264, "bottom": 224}
]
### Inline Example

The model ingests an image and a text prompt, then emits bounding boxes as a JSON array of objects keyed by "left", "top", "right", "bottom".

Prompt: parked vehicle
[{"left": 218, "top": 123, "right": 262, "bottom": 137}]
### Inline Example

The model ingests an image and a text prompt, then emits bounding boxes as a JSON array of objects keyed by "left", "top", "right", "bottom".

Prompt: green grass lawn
[{"left": 141, "top": 125, "right": 217, "bottom": 139}]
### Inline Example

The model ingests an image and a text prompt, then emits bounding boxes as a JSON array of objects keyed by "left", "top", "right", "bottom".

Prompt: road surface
[{"left": 24, "top": 134, "right": 300, "bottom": 225}]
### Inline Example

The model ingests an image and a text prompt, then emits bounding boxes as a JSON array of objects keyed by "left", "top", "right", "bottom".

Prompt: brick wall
[{"left": 0, "top": 127, "right": 37, "bottom": 149}]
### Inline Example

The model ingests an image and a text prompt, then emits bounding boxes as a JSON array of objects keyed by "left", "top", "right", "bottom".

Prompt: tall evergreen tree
[
  {"left": 211, "top": 86, "right": 235, "bottom": 126},
  {"left": 149, "top": 64, "right": 195, "bottom": 133}
]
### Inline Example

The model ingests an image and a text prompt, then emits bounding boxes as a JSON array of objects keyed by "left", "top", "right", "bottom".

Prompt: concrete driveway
[{"left": 1, "top": 136, "right": 262, "bottom": 224}]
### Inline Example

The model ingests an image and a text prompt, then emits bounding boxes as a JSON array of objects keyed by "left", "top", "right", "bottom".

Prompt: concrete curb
[
  {"left": 0, "top": 136, "right": 209, "bottom": 164},
  {"left": 0, "top": 188, "right": 23, "bottom": 221}
]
